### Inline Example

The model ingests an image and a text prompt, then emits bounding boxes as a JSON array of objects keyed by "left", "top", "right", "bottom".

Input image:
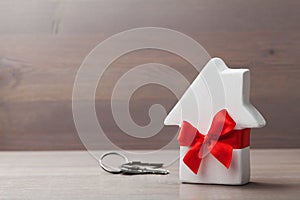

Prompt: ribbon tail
[
  {"left": 183, "top": 142, "right": 203, "bottom": 174},
  {"left": 210, "top": 142, "right": 233, "bottom": 169}
]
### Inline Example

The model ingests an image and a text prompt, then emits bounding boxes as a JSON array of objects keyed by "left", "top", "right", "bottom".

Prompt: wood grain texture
[
  {"left": 0, "top": 149, "right": 299, "bottom": 199},
  {"left": 0, "top": 0, "right": 299, "bottom": 150}
]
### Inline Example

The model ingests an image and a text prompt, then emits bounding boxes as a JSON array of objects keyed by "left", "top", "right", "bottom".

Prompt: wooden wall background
[{"left": 0, "top": 0, "right": 299, "bottom": 150}]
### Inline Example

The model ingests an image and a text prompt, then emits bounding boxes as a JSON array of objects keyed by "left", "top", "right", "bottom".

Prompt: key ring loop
[{"left": 99, "top": 151, "right": 129, "bottom": 174}]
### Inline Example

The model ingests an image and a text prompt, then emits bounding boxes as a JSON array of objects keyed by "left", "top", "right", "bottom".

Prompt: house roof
[{"left": 164, "top": 58, "right": 266, "bottom": 133}]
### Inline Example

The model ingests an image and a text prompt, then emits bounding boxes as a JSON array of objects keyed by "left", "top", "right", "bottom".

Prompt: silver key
[
  {"left": 121, "top": 161, "right": 169, "bottom": 175},
  {"left": 99, "top": 152, "right": 169, "bottom": 175}
]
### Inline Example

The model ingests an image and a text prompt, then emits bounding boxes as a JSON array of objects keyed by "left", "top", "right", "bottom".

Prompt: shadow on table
[
  {"left": 242, "top": 181, "right": 298, "bottom": 190},
  {"left": 179, "top": 181, "right": 299, "bottom": 199},
  {"left": 244, "top": 182, "right": 297, "bottom": 190}
]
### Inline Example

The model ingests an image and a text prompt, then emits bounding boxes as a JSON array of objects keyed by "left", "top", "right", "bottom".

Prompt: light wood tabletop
[{"left": 0, "top": 149, "right": 299, "bottom": 200}]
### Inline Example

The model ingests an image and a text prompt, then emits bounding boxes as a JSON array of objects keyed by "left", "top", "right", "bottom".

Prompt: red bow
[{"left": 178, "top": 109, "right": 250, "bottom": 174}]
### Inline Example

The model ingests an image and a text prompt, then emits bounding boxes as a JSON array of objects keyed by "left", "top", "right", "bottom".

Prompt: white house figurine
[{"left": 164, "top": 57, "right": 266, "bottom": 185}]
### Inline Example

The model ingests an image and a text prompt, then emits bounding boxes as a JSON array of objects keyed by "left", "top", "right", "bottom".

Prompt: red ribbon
[{"left": 178, "top": 109, "right": 250, "bottom": 174}]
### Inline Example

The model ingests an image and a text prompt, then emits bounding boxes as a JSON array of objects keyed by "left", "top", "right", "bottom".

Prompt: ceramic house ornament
[{"left": 164, "top": 58, "right": 266, "bottom": 185}]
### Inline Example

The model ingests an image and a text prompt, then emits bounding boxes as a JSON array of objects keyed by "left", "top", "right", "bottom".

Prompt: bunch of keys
[{"left": 99, "top": 152, "right": 169, "bottom": 175}]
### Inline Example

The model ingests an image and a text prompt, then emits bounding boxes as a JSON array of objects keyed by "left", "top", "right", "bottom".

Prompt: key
[
  {"left": 99, "top": 152, "right": 169, "bottom": 175},
  {"left": 121, "top": 161, "right": 169, "bottom": 175}
]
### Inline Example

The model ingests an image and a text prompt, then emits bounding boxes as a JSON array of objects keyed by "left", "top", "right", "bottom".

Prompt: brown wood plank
[{"left": 0, "top": 0, "right": 299, "bottom": 150}]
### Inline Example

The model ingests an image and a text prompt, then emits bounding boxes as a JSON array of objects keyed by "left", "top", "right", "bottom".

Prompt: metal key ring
[{"left": 99, "top": 152, "right": 129, "bottom": 174}]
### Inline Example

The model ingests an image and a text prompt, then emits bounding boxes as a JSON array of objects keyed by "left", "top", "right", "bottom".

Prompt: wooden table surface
[{"left": 0, "top": 149, "right": 299, "bottom": 200}]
